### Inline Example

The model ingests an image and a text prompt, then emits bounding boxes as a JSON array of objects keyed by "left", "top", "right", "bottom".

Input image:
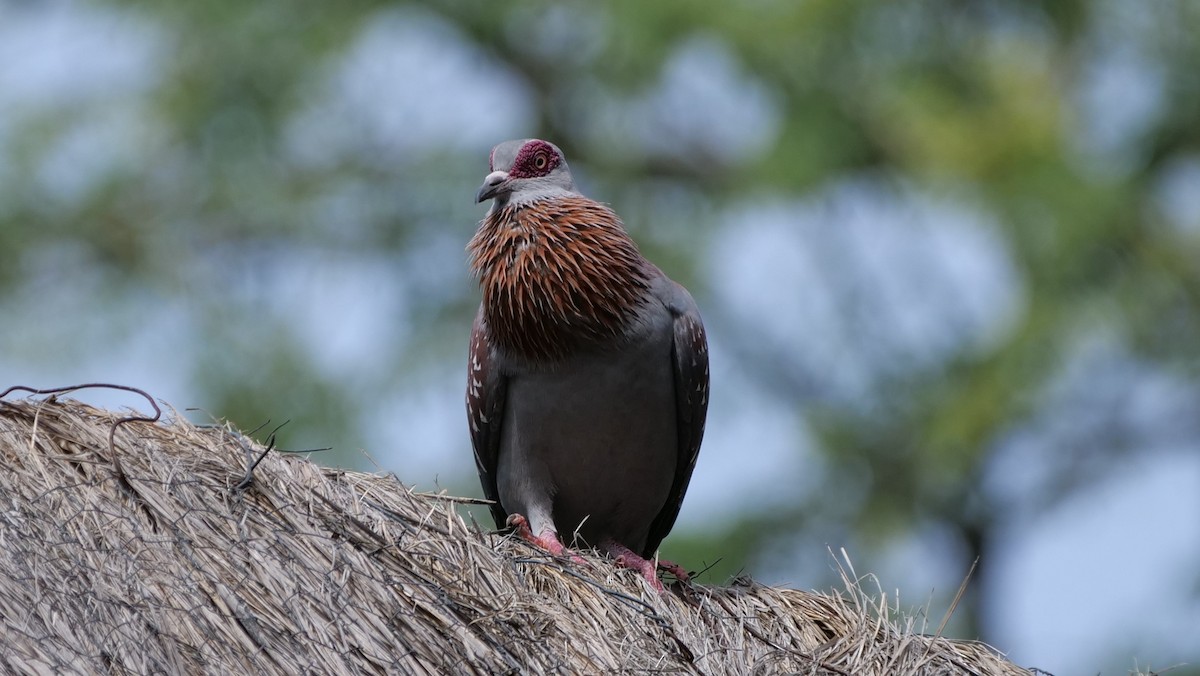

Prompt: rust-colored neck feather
[{"left": 468, "top": 195, "right": 652, "bottom": 361}]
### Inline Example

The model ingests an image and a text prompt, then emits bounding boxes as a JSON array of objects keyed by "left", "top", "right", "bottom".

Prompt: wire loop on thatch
[{"left": 0, "top": 394, "right": 1033, "bottom": 675}]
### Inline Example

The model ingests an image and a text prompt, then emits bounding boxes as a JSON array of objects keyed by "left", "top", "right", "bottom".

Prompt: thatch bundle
[{"left": 0, "top": 392, "right": 1032, "bottom": 675}]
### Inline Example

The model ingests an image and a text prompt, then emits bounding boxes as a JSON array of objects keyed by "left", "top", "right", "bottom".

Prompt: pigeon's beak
[{"left": 476, "top": 171, "right": 510, "bottom": 203}]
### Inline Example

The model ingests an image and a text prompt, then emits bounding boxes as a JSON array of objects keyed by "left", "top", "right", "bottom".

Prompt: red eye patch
[{"left": 508, "top": 140, "right": 561, "bottom": 179}]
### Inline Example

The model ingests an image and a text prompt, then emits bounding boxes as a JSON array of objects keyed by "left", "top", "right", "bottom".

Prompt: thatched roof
[{"left": 0, "top": 391, "right": 1034, "bottom": 675}]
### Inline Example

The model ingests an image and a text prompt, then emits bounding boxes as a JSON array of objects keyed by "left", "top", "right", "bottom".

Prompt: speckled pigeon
[{"left": 466, "top": 139, "right": 709, "bottom": 590}]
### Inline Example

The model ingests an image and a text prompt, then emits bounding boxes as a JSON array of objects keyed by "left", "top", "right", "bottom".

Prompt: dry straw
[{"left": 0, "top": 392, "right": 1033, "bottom": 675}]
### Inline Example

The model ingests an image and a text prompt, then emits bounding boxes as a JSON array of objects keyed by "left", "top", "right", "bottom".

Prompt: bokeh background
[{"left": 3, "top": 1, "right": 1199, "bottom": 673}]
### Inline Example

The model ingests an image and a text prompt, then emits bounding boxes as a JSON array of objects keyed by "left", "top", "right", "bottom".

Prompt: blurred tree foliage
[{"left": 3, "top": 0, "right": 1199, "bottom": 667}]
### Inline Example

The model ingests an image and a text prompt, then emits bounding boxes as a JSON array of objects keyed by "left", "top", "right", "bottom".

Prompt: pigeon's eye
[{"left": 534, "top": 154, "right": 548, "bottom": 170}]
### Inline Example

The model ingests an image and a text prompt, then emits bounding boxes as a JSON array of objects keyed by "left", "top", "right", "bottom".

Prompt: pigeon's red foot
[
  {"left": 506, "top": 514, "right": 588, "bottom": 566},
  {"left": 656, "top": 559, "right": 691, "bottom": 583},
  {"left": 599, "top": 540, "right": 672, "bottom": 592}
]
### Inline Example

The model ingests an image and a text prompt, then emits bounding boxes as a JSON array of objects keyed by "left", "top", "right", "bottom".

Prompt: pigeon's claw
[
  {"left": 506, "top": 513, "right": 588, "bottom": 566},
  {"left": 600, "top": 539, "right": 669, "bottom": 592},
  {"left": 656, "top": 559, "right": 690, "bottom": 583}
]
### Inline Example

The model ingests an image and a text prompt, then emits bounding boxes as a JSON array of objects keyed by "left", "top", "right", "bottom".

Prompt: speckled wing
[
  {"left": 466, "top": 308, "right": 509, "bottom": 529},
  {"left": 643, "top": 281, "right": 710, "bottom": 558}
]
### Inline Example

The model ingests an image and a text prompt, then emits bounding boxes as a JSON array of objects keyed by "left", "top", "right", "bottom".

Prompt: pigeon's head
[{"left": 476, "top": 139, "right": 577, "bottom": 207}]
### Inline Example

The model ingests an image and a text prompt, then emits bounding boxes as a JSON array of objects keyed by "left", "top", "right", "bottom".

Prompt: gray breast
[{"left": 495, "top": 303, "right": 677, "bottom": 553}]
